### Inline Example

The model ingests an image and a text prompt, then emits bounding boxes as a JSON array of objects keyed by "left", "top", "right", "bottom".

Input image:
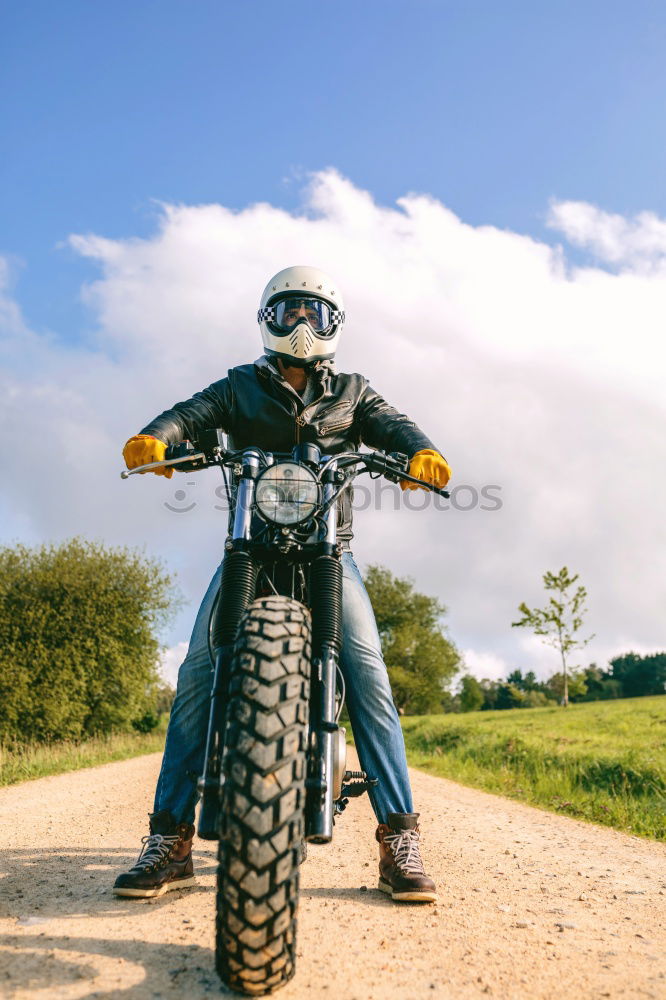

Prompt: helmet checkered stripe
[{"left": 258, "top": 305, "right": 344, "bottom": 327}]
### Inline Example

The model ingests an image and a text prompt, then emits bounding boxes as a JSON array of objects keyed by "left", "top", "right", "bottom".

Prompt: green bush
[
  {"left": 132, "top": 711, "right": 161, "bottom": 733},
  {"left": 0, "top": 538, "right": 181, "bottom": 742}
]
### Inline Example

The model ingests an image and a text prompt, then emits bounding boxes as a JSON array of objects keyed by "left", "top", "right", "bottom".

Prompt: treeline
[
  {"left": 3, "top": 538, "right": 661, "bottom": 739},
  {"left": 0, "top": 539, "right": 180, "bottom": 743},
  {"left": 363, "top": 565, "right": 462, "bottom": 715},
  {"left": 456, "top": 654, "right": 666, "bottom": 712}
]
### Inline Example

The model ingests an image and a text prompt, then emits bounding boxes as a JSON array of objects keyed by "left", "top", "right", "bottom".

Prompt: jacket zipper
[
  {"left": 295, "top": 393, "right": 329, "bottom": 442},
  {"left": 267, "top": 368, "right": 326, "bottom": 445},
  {"left": 296, "top": 401, "right": 322, "bottom": 441},
  {"left": 270, "top": 380, "right": 303, "bottom": 444},
  {"left": 321, "top": 416, "right": 354, "bottom": 435},
  {"left": 295, "top": 408, "right": 305, "bottom": 443}
]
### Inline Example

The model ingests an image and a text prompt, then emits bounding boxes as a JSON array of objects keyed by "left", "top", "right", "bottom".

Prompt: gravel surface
[{"left": 1, "top": 752, "right": 665, "bottom": 999}]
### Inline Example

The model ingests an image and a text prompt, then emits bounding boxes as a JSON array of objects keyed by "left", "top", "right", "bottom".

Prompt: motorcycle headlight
[{"left": 255, "top": 462, "right": 320, "bottom": 526}]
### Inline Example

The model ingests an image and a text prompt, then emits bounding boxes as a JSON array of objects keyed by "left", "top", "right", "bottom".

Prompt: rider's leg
[
  {"left": 338, "top": 551, "right": 414, "bottom": 825},
  {"left": 339, "top": 552, "right": 437, "bottom": 902},
  {"left": 113, "top": 563, "right": 221, "bottom": 897},
  {"left": 152, "top": 562, "right": 222, "bottom": 825}
]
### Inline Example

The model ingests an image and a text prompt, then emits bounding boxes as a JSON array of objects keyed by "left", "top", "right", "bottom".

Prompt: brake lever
[
  {"left": 399, "top": 472, "right": 450, "bottom": 498},
  {"left": 365, "top": 452, "right": 450, "bottom": 498},
  {"left": 120, "top": 452, "right": 207, "bottom": 479}
]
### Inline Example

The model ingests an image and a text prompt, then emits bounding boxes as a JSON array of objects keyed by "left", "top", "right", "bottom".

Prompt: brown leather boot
[
  {"left": 376, "top": 812, "right": 437, "bottom": 903},
  {"left": 113, "top": 809, "right": 196, "bottom": 898}
]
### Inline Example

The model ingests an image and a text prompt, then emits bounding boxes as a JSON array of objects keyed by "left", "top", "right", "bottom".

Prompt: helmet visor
[{"left": 273, "top": 297, "right": 332, "bottom": 334}]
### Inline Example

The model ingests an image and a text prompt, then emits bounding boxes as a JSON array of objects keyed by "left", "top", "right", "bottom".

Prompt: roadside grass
[
  {"left": 401, "top": 696, "right": 666, "bottom": 841},
  {"left": 5, "top": 698, "right": 666, "bottom": 842},
  {"left": 0, "top": 721, "right": 167, "bottom": 787}
]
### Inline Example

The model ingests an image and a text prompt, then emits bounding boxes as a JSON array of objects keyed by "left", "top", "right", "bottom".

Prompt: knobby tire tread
[{"left": 216, "top": 596, "right": 311, "bottom": 996}]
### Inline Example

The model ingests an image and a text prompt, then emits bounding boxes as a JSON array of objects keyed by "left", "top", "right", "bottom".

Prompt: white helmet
[{"left": 257, "top": 265, "right": 345, "bottom": 367}]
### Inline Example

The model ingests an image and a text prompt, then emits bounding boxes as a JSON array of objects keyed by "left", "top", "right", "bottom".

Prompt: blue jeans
[{"left": 154, "top": 552, "right": 414, "bottom": 825}]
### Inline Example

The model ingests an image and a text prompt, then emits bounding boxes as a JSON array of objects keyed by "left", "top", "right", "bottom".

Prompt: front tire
[{"left": 216, "top": 596, "right": 311, "bottom": 995}]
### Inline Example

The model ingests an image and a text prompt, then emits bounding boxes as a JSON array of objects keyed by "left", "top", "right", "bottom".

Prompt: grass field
[
  {"left": 0, "top": 725, "right": 167, "bottom": 787},
  {"left": 3, "top": 699, "right": 665, "bottom": 843},
  {"left": 401, "top": 696, "right": 666, "bottom": 841}
]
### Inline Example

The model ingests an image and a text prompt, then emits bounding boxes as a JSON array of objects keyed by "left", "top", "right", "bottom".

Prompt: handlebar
[
  {"left": 120, "top": 441, "right": 450, "bottom": 498},
  {"left": 323, "top": 450, "right": 450, "bottom": 498}
]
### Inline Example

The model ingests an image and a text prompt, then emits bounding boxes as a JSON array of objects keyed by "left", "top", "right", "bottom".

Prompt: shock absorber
[
  {"left": 212, "top": 550, "right": 258, "bottom": 646},
  {"left": 309, "top": 554, "right": 343, "bottom": 652},
  {"left": 198, "top": 548, "right": 258, "bottom": 840},
  {"left": 306, "top": 552, "right": 344, "bottom": 843}
]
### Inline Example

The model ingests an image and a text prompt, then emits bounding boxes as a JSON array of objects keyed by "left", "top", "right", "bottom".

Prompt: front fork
[
  {"left": 197, "top": 451, "right": 260, "bottom": 841},
  {"left": 304, "top": 461, "right": 344, "bottom": 843}
]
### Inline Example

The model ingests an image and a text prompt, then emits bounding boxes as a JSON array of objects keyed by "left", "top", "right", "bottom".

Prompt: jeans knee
[
  {"left": 175, "top": 650, "right": 213, "bottom": 699},
  {"left": 347, "top": 675, "right": 397, "bottom": 723}
]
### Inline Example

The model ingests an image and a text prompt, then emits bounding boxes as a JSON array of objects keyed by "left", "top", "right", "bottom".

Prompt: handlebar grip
[
  {"left": 162, "top": 440, "right": 210, "bottom": 473},
  {"left": 401, "top": 476, "right": 450, "bottom": 497},
  {"left": 165, "top": 442, "right": 190, "bottom": 461},
  {"left": 166, "top": 429, "right": 226, "bottom": 462},
  {"left": 386, "top": 452, "right": 450, "bottom": 497}
]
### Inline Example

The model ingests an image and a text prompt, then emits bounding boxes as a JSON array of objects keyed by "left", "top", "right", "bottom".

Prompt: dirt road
[{"left": 0, "top": 753, "right": 664, "bottom": 1000}]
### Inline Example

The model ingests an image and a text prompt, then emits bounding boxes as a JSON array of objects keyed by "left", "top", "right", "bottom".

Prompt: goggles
[{"left": 258, "top": 296, "right": 344, "bottom": 337}]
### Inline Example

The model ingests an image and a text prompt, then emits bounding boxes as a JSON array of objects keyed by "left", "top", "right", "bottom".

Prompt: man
[{"left": 115, "top": 265, "right": 450, "bottom": 903}]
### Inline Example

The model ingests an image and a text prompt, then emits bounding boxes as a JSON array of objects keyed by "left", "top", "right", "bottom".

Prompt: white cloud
[
  {"left": 159, "top": 642, "right": 189, "bottom": 687},
  {"left": 460, "top": 649, "right": 510, "bottom": 683},
  {"left": 548, "top": 199, "right": 666, "bottom": 269},
  {"left": 2, "top": 170, "right": 665, "bottom": 679}
]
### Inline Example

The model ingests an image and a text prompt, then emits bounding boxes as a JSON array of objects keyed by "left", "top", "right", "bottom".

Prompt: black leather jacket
[{"left": 141, "top": 355, "right": 440, "bottom": 548}]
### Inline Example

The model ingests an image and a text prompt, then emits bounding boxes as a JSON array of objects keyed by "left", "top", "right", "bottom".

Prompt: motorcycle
[{"left": 122, "top": 430, "right": 448, "bottom": 995}]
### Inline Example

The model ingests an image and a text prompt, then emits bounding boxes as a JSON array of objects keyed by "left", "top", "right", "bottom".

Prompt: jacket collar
[{"left": 254, "top": 355, "right": 335, "bottom": 386}]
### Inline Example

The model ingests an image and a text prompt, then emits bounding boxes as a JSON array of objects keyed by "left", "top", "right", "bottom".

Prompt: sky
[{"left": 1, "top": 1, "right": 665, "bottom": 685}]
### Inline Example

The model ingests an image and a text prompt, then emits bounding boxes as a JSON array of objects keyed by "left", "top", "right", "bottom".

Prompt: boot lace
[
  {"left": 383, "top": 828, "right": 426, "bottom": 876},
  {"left": 132, "top": 833, "right": 180, "bottom": 871}
]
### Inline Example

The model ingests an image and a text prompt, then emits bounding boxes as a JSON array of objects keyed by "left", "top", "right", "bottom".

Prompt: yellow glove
[
  {"left": 122, "top": 434, "right": 173, "bottom": 479},
  {"left": 400, "top": 449, "right": 451, "bottom": 492}
]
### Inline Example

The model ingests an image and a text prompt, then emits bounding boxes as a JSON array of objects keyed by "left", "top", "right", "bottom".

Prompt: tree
[
  {"left": 512, "top": 566, "right": 594, "bottom": 707},
  {"left": 0, "top": 538, "right": 181, "bottom": 742},
  {"left": 478, "top": 679, "right": 500, "bottom": 711},
  {"left": 363, "top": 565, "right": 461, "bottom": 714},
  {"left": 155, "top": 680, "right": 176, "bottom": 716},
  {"left": 459, "top": 674, "right": 484, "bottom": 712},
  {"left": 506, "top": 669, "right": 541, "bottom": 693},
  {"left": 522, "top": 689, "right": 553, "bottom": 708},
  {"left": 494, "top": 682, "right": 527, "bottom": 710},
  {"left": 476, "top": 677, "right": 556, "bottom": 711},
  {"left": 545, "top": 669, "right": 588, "bottom": 702},
  {"left": 577, "top": 664, "right": 622, "bottom": 702},
  {"left": 609, "top": 652, "right": 666, "bottom": 698}
]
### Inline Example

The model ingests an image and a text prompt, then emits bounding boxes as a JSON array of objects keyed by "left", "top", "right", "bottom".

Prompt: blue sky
[
  {"left": 3, "top": 0, "right": 666, "bottom": 339},
  {"left": 2, "top": 1, "right": 665, "bottom": 679}
]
